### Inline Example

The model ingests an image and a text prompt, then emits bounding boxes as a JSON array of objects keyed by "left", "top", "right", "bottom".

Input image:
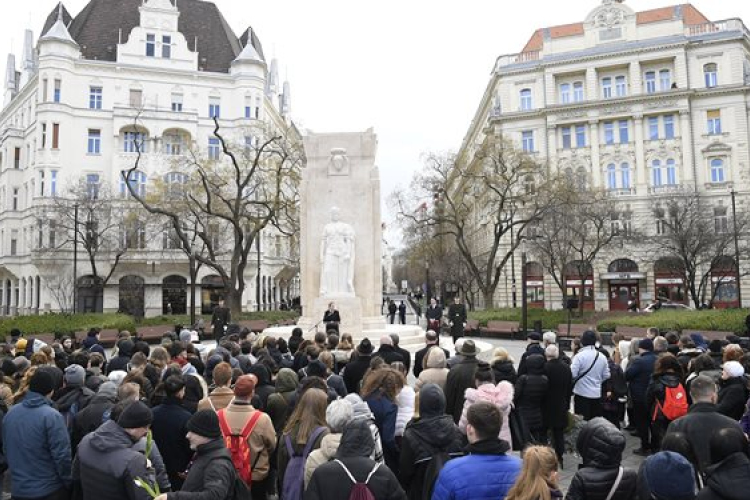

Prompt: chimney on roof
[
  {"left": 4, "top": 53, "right": 17, "bottom": 106},
  {"left": 20, "top": 29, "right": 36, "bottom": 88},
  {"left": 281, "top": 80, "right": 291, "bottom": 120}
]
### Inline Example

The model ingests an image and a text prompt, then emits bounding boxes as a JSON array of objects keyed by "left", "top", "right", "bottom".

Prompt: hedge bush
[
  {"left": 469, "top": 309, "right": 594, "bottom": 331},
  {"left": 596, "top": 309, "right": 748, "bottom": 335}
]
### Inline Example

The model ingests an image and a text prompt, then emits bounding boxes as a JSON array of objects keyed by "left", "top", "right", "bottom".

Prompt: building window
[
  {"left": 42, "top": 78, "right": 48, "bottom": 102},
  {"left": 645, "top": 71, "right": 656, "bottom": 94},
  {"left": 124, "top": 131, "right": 148, "bottom": 153},
  {"left": 255, "top": 97, "right": 261, "bottom": 119},
  {"left": 704, "top": 63, "right": 718, "bottom": 88},
  {"left": 209, "top": 97, "right": 221, "bottom": 119},
  {"left": 14, "top": 148, "right": 20, "bottom": 169},
  {"left": 660, "top": 69, "right": 672, "bottom": 91},
  {"left": 615, "top": 76, "right": 627, "bottom": 97},
  {"left": 86, "top": 174, "right": 100, "bottom": 200},
  {"left": 87, "top": 129, "right": 101, "bottom": 154},
  {"left": 12, "top": 189, "right": 18, "bottom": 210},
  {"left": 519, "top": 89, "right": 532, "bottom": 111},
  {"left": 711, "top": 158, "right": 725, "bottom": 183},
  {"left": 39, "top": 171, "right": 45, "bottom": 197},
  {"left": 575, "top": 124, "right": 586, "bottom": 147},
  {"left": 714, "top": 207, "right": 729, "bottom": 234},
  {"left": 619, "top": 120, "right": 629, "bottom": 143},
  {"left": 129, "top": 89, "right": 143, "bottom": 108},
  {"left": 89, "top": 86, "right": 102, "bottom": 110},
  {"left": 666, "top": 159, "right": 677, "bottom": 185},
  {"left": 664, "top": 114, "right": 675, "bottom": 139},
  {"left": 122, "top": 221, "right": 146, "bottom": 250},
  {"left": 621, "top": 163, "right": 631, "bottom": 189},
  {"left": 648, "top": 117, "right": 659, "bottom": 140},
  {"left": 51, "top": 170, "right": 57, "bottom": 197},
  {"left": 146, "top": 34, "right": 156, "bottom": 57},
  {"left": 208, "top": 138, "right": 221, "bottom": 160},
  {"left": 165, "top": 172, "right": 188, "bottom": 198},
  {"left": 603, "top": 122, "right": 615, "bottom": 145},
  {"left": 652, "top": 160, "right": 663, "bottom": 186},
  {"left": 602, "top": 77, "right": 612, "bottom": 99},
  {"left": 572, "top": 81, "right": 584, "bottom": 102},
  {"left": 655, "top": 208, "right": 667, "bottom": 235},
  {"left": 521, "top": 131, "right": 534, "bottom": 152},
  {"left": 162, "top": 35, "right": 171, "bottom": 59},
  {"left": 606, "top": 164, "right": 617, "bottom": 190},
  {"left": 707, "top": 110, "right": 722, "bottom": 135},
  {"left": 41, "top": 123, "right": 47, "bottom": 148},
  {"left": 164, "top": 133, "right": 184, "bottom": 155},
  {"left": 245, "top": 97, "right": 252, "bottom": 119},
  {"left": 120, "top": 170, "right": 147, "bottom": 198},
  {"left": 171, "top": 93, "right": 183, "bottom": 112},
  {"left": 561, "top": 127, "right": 572, "bottom": 149},
  {"left": 53, "top": 79, "right": 61, "bottom": 102},
  {"left": 560, "top": 83, "right": 571, "bottom": 104},
  {"left": 52, "top": 123, "right": 60, "bottom": 149},
  {"left": 10, "top": 230, "right": 17, "bottom": 256}
]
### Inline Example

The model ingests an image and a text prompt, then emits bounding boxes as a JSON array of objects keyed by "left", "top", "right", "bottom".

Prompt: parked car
[{"left": 641, "top": 302, "right": 694, "bottom": 313}]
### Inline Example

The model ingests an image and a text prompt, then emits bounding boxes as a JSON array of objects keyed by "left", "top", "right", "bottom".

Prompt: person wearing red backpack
[
  {"left": 219, "top": 374, "right": 277, "bottom": 500},
  {"left": 646, "top": 354, "right": 687, "bottom": 453}
]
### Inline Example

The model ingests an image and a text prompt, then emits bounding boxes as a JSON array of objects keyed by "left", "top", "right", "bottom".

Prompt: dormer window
[
  {"left": 146, "top": 34, "right": 156, "bottom": 57},
  {"left": 162, "top": 36, "right": 172, "bottom": 59}
]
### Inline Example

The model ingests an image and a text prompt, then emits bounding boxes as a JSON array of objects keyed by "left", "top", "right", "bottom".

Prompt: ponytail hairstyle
[{"left": 505, "top": 446, "right": 559, "bottom": 500}]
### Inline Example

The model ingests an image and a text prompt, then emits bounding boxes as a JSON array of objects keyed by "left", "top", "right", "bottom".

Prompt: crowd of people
[{"left": 0, "top": 324, "right": 749, "bottom": 500}]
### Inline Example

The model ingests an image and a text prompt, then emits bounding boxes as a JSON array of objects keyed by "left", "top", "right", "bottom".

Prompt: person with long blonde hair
[{"left": 505, "top": 445, "right": 562, "bottom": 500}]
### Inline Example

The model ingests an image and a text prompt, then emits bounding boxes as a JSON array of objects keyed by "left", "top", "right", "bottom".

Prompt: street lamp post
[
  {"left": 510, "top": 222, "right": 517, "bottom": 308},
  {"left": 731, "top": 189, "right": 742, "bottom": 307},
  {"left": 73, "top": 203, "right": 79, "bottom": 314},
  {"left": 521, "top": 239, "right": 528, "bottom": 338},
  {"left": 425, "top": 261, "right": 431, "bottom": 303},
  {"left": 256, "top": 232, "right": 262, "bottom": 312},
  {"left": 189, "top": 250, "right": 197, "bottom": 327}
]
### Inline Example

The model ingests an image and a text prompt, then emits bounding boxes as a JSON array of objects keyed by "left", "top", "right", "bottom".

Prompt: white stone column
[
  {"left": 679, "top": 111, "right": 696, "bottom": 187},
  {"left": 11, "top": 280, "right": 18, "bottom": 316},
  {"left": 629, "top": 60, "right": 642, "bottom": 95},
  {"left": 586, "top": 67, "right": 598, "bottom": 101},
  {"left": 633, "top": 114, "right": 647, "bottom": 190},
  {"left": 0, "top": 279, "right": 5, "bottom": 316},
  {"left": 547, "top": 126, "right": 557, "bottom": 170},
  {"left": 589, "top": 120, "right": 601, "bottom": 188}
]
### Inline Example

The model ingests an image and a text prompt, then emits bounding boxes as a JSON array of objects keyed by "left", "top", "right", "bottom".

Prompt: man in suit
[
  {"left": 413, "top": 330, "right": 450, "bottom": 378},
  {"left": 425, "top": 298, "right": 443, "bottom": 332},
  {"left": 211, "top": 299, "right": 231, "bottom": 340},
  {"left": 448, "top": 296, "right": 467, "bottom": 344}
]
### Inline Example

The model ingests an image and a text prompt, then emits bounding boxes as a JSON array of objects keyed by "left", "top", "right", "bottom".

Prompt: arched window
[
  {"left": 666, "top": 159, "right": 677, "bottom": 185},
  {"left": 164, "top": 172, "right": 188, "bottom": 197},
  {"left": 123, "top": 129, "right": 148, "bottom": 153},
  {"left": 651, "top": 159, "right": 662, "bottom": 186},
  {"left": 704, "top": 63, "right": 718, "bottom": 88},
  {"left": 620, "top": 162, "right": 631, "bottom": 189},
  {"left": 576, "top": 167, "right": 587, "bottom": 190},
  {"left": 606, "top": 164, "right": 617, "bottom": 190},
  {"left": 120, "top": 170, "right": 146, "bottom": 198},
  {"left": 711, "top": 158, "right": 725, "bottom": 183},
  {"left": 520, "top": 89, "right": 533, "bottom": 111},
  {"left": 608, "top": 259, "right": 639, "bottom": 273}
]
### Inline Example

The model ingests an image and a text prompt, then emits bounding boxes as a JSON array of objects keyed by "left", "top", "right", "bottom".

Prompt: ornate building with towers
[
  {"left": 0, "top": 0, "right": 300, "bottom": 317},
  {"left": 456, "top": 0, "right": 750, "bottom": 311}
]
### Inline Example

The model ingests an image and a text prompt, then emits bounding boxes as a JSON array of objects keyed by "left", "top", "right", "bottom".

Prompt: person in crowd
[
  {"left": 517, "top": 332, "right": 545, "bottom": 376},
  {"left": 685, "top": 355, "right": 721, "bottom": 399},
  {"left": 388, "top": 300, "right": 398, "bottom": 324},
  {"left": 602, "top": 345, "right": 628, "bottom": 429},
  {"left": 332, "top": 333, "right": 355, "bottom": 369},
  {"left": 374, "top": 335, "right": 405, "bottom": 366},
  {"left": 505, "top": 445, "right": 563, "bottom": 500},
  {"left": 446, "top": 338, "right": 466, "bottom": 369},
  {"left": 565, "top": 418, "right": 637, "bottom": 500},
  {"left": 54, "top": 364, "right": 95, "bottom": 435},
  {"left": 4, "top": 370, "right": 72, "bottom": 500},
  {"left": 491, "top": 347, "right": 518, "bottom": 385},
  {"left": 425, "top": 298, "right": 443, "bottom": 333},
  {"left": 543, "top": 331, "right": 571, "bottom": 365},
  {"left": 458, "top": 363, "right": 513, "bottom": 445},
  {"left": 304, "top": 399, "right": 353, "bottom": 487},
  {"left": 678, "top": 336, "right": 704, "bottom": 375},
  {"left": 660, "top": 431, "right": 704, "bottom": 490},
  {"left": 695, "top": 427, "right": 750, "bottom": 500},
  {"left": 267, "top": 368, "right": 300, "bottom": 433},
  {"left": 343, "top": 339, "right": 374, "bottom": 394},
  {"left": 390, "top": 334, "right": 412, "bottom": 373},
  {"left": 278, "top": 388, "right": 330, "bottom": 493},
  {"left": 668, "top": 374, "right": 744, "bottom": 477},
  {"left": 399, "top": 384, "right": 465, "bottom": 500},
  {"left": 716, "top": 361, "right": 748, "bottom": 420},
  {"left": 72, "top": 381, "right": 118, "bottom": 450},
  {"left": 445, "top": 339, "right": 480, "bottom": 423},
  {"left": 413, "top": 331, "right": 449, "bottom": 379},
  {"left": 653, "top": 336, "right": 669, "bottom": 356},
  {"left": 84, "top": 352, "right": 108, "bottom": 392},
  {"left": 73, "top": 401, "right": 153, "bottom": 500},
  {"left": 646, "top": 354, "right": 686, "bottom": 452},
  {"left": 247, "top": 363, "right": 275, "bottom": 411},
  {"left": 544, "top": 344, "right": 572, "bottom": 467},
  {"left": 514, "top": 353, "right": 549, "bottom": 445},
  {"left": 151, "top": 375, "right": 193, "bottom": 490},
  {"left": 432, "top": 401, "right": 521, "bottom": 500},
  {"left": 198, "top": 361, "right": 234, "bottom": 411},
  {"left": 626, "top": 338, "right": 658, "bottom": 455},
  {"left": 722, "top": 344, "right": 744, "bottom": 364},
  {"left": 391, "top": 362, "right": 414, "bottom": 441},
  {"left": 210, "top": 298, "right": 231, "bottom": 341},
  {"left": 305, "top": 419, "right": 407, "bottom": 500},
  {"left": 219, "top": 374, "right": 277, "bottom": 500},
  {"left": 107, "top": 339, "right": 134, "bottom": 375},
  {"left": 637, "top": 451, "right": 697, "bottom": 500},
  {"left": 154, "top": 409, "right": 238, "bottom": 500},
  {"left": 317, "top": 351, "right": 347, "bottom": 398},
  {"left": 707, "top": 340, "right": 724, "bottom": 368},
  {"left": 362, "top": 367, "right": 404, "bottom": 474},
  {"left": 288, "top": 328, "right": 304, "bottom": 357},
  {"left": 398, "top": 301, "right": 407, "bottom": 325},
  {"left": 571, "top": 331, "right": 610, "bottom": 421},
  {"left": 447, "top": 296, "right": 467, "bottom": 344},
  {"left": 665, "top": 332, "right": 681, "bottom": 356},
  {"left": 414, "top": 345, "right": 449, "bottom": 392}
]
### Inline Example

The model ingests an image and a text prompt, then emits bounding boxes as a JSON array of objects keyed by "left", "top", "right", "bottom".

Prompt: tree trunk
[
  {"left": 482, "top": 288, "right": 495, "bottom": 310},
  {"left": 225, "top": 288, "right": 243, "bottom": 317}
]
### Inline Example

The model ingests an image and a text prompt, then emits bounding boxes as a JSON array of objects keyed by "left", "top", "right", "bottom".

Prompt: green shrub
[
  {"left": 596, "top": 309, "right": 748, "bottom": 335},
  {"left": 469, "top": 309, "right": 593, "bottom": 330},
  {"left": 0, "top": 313, "right": 136, "bottom": 340}
]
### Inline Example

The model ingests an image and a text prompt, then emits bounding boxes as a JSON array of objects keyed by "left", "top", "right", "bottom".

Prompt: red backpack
[
  {"left": 217, "top": 409, "right": 263, "bottom": 486},
  {"left": 653, "top": 383, "right": 688, "bottom": 421}
]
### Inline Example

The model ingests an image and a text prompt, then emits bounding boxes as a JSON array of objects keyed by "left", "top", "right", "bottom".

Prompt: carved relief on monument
[
  {"left": 319, "top": 207, "right": 356, "bottom": 297},
  {"left": 328, "top": 148, "right": 350, "bottom": 176}
]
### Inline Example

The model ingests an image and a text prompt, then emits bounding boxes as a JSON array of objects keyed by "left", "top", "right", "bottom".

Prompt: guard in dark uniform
[
  {"left": 447, "top": 296, "right": 467, "bottom": 344},
  {"left": 211, "top": 298, "right": 231, "bottom": 340}
]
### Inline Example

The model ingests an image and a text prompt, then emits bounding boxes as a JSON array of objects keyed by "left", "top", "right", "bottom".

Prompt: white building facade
[
  {"left": 457, "top": 0, "right": 750, "bottom": 311},
  {"left": 0, "top": 0, "right": 300, "bottom": 317}
]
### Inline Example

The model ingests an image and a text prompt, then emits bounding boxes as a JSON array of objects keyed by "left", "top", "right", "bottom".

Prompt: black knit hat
[
  {"left": 118, "top": 401, "right": 153, "bottom": 429},
  {"left": 29, "top": 370, "right": 55, "bottom": 396},
  {"left": 187, "top": 409, "right": 222, "bottom": 439},
  {"left": 358, "top": 338, "right": 373, "bottom": 355},
  {"left": 306, "top": 360, "right": 327, "bottom": 378}
]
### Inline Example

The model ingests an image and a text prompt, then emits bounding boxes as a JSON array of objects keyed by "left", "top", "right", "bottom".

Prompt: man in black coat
[
  {"left": 374, "top": 336, "right": 405, "bottom": 366},
  {"left": 106, "top": 339, "right": 134, "bottom": 375},
  {"left": 388, "top": 300, "right": 397, "bottom": 324},
  {"left": 625, "top": 338, "right": 658, "bottom": 455},
  {"left": 444, "top": 340, "right": 480, "bottom": 423},
  {"left": 398, "top": 301, "right": 407, "bottom": 325},
  {"left": 542, "top": 345, "right": 572, "bottom": 466},
  {"left": 343, "top": 339, "right": 374, "bottom": 394},
  {"left": 668, "top": 374, "right": 746, "bottom": 476},
  {"left": 72, "top": 381, "right": 118, "bottom": 451},
  {"left": 425, "top": 298, "right": 443, "bottom": 332},
  {"left": 389, "top": 334, "right": 412, "bottom": 373},
  {"left": 151, "top": 375, "right": 193, "bottom": 490},
  {"left": 447, "top": 297, "right": 467, "bottom": 344},
  {"left": 413, "top": 331, "right": 450, "bottom": 378},
  {"left": 517, "top": 332, "right": 546, "bottom": 376},
  {"left": 210, "top": 299, "right": 231, "bottom": 340}
]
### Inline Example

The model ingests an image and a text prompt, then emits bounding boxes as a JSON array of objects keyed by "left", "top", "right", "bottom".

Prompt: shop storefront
[
  {"left": 524, "top": 261, "right": 545, "bottom": 309},
  {"left": 602, "top": 259, "right": 644, "bottom": 311},
  {"left": 654, "top": 257, "right": 687, "bottom": 304},
  {"left": 712, "top": 256, "right": 739, "bottom": 309},
  {"left": 564, "top": 261, "right": 594, "bottom": 311}
]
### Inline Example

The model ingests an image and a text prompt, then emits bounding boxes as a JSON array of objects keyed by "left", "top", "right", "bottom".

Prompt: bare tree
[
  {"left": 123, "top": 118, "right": 303, "bottom": 315},
  {"left": 43, "top": 271, "right": 75, "bottom": 314},
  {"left": 393, "top": 136, "right": 559, "bottom": 308}
]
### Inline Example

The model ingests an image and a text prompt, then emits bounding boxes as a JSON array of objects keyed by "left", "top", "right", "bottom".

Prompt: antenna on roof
[{"left": 118, "top": 28, "right": 122, "bottom": 45}]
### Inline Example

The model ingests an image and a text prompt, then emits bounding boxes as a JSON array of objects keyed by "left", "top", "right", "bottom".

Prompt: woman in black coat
[
  {"left": 514, "top": 353, "right": 548, "bottom": 444},
  {"left": 716, "top": 361, "right": 749, "bottom": 421},
  {"left": 696, "top": 427, "right": 750, "bottom": 500},
  {"left": 543, "top": 346, "right": 572, "bottom": 465}
]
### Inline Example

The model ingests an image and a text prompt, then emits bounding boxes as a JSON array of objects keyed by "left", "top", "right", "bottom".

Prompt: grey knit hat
[{"left": 326, "top": 399, "right": 353, "bottom": 433}]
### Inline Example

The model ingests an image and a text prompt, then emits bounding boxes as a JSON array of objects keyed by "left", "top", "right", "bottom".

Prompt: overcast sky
[{"left": 1, "top": 0, "right": 749, "bottom": 247}]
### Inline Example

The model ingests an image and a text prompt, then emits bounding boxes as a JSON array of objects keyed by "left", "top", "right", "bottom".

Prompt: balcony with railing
[
  {"left": 606, "top": 187, "right": 637, "bottom": 197},
  {"left": 687, "top": 19, "right": 750, "bottom": 39},
  {"left": 495, "top": 50, "right": 542, "bottom": 69},
  {"left": 648, "top": 184, "right": 684, "bottom": 195}
]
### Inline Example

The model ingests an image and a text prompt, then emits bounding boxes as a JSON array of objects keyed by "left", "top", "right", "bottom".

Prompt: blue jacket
[
  {"left": 3, "top": 391, "right": 72, "bottom": 498},
  {"left": 625, "top": 351, "right": 657, "bottom": 403},
  {"left": 431, "top": 439, "right": 521, "bottom": 500},
  {"left": 365, "top": 392, "right": 399, "bottom": 473}
]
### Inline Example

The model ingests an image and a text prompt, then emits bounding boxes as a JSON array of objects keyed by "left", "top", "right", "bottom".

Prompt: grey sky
[{"left": 1, "top": 0, "right": 748, "bottom": 247}]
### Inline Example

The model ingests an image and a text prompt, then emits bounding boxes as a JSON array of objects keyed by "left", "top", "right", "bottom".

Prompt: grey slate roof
[{"left": 40, "top": 0, "right": 265, "bottom": 74}]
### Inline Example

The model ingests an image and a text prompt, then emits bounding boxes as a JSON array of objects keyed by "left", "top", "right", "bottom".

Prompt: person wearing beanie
[
  {"left": 517, "top": 331, "right": 545, "bottom": 377},
  {"left": 716, "top": 361, "right": 747, "bottom": 420},
  {"left": 107, "top": 339, "right": 134, "bottom": 375},
  {"left": 153, "top": 410, "right": 238, "bottom": 500},
  {"left": 638, "top": 451, "right": 697, "bottom": 500},
  {"left": 219, "top": 374, "right": 276, "bottom": 500},
  {"left": 3, "top": 370, "right": 72, "bottom": 500},
  {"left": 73, "top": 401, "right": 153, "bottom": 500},
  {"left": 626, "top": 337, "right": 659, "bottom": 455},
  {"left": 305, "top": 399, "right": 354, "bottom": 487},
  {"left": 53, "top": 365, "right": 95, "bottom": 441},
  {"left": 343, "top": 338, "right": 375, "bottom": 394},
  {"left": 345, "top": 393, "right": 385, "bottom": 464},
  {"left": 72, "top": 381, "right": 119, "bottom": 450},
  {"left": 571, "top": 330, "right": 611, "bottom": 421},
  {"left": 151, "top": 375, "right": 193, "bottom": 491}
]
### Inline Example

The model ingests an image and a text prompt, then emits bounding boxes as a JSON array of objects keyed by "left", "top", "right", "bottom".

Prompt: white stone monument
[{"left": 296, "top": 129, "right": 387, "bottom": 336}]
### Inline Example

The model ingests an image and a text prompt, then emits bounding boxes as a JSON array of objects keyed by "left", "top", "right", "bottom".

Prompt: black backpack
[{"left": 421, "top": 451, "right": 464, "bottom": 500}]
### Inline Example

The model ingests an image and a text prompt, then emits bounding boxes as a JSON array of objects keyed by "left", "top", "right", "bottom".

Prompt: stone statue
[{"left": 320, "top": 207, "right": 355, "bottom": 297}]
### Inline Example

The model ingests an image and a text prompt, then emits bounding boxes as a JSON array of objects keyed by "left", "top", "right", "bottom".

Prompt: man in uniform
[{"left": 448, "top": 296, "right": 467, "bottom": 344}]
